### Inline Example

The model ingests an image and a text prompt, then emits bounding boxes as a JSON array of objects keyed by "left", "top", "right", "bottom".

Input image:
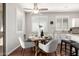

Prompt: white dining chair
[
  {"left": 39, "top": 39, "right": 58, "bottom": 56},
  {"left": 18, "top": 35, "right": 35, "bottom": 55}
]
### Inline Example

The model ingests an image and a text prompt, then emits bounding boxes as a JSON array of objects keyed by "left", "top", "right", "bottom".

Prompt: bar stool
[
  {"left": 60, "top": 40, "right": 77, "bottom": 56},
  {"left": 70, "top": 43, "right": 79, "bottom": 56}
]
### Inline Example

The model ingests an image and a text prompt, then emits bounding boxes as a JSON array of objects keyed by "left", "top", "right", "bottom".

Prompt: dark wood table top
[{"left": 61, "top": 39, "right": 76, "bottom": 43}]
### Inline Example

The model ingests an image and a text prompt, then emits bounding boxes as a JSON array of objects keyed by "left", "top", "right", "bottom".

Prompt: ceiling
[{"left": 20, "top": 3, "right": 79, "bottom": 12}]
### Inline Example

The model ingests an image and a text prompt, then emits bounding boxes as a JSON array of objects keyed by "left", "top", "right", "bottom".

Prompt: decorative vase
[{"left": 40, "top": 30, "right": 44, "bottom": 37}]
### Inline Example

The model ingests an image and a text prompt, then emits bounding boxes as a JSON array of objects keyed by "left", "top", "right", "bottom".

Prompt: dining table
[{"left": 28, "top": 36, "right": 49, "bottom": 56}]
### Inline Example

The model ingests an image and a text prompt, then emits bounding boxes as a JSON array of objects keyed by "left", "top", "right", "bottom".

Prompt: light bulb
[{"left": 0, "top": 27, "right": 3, "bottom": 32}]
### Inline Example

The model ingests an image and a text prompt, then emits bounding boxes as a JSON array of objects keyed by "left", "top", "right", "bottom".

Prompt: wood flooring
[{"left": 9, "top": 44, "right": 70, "bottom": 56}]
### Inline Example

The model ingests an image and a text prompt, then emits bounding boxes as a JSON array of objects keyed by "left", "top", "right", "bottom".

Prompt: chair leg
[
  {"left": 31, "top": 47, "right": 35, "bottom": 55},
  {"left": 55, "top": 51, "right": 57, "bottom": 56},
  {"left": 33, "top": 47, "right": 35, "bottom": 53},
  {"left": 60, "top": 41, "right": 63, "bottom": 56},
  {"left": 21, "top": 48, "right": 23, "bottom": 56},
  {"left": 21, "top": 48, "right": 24, "bottom": 56},
  {"left": 23, "top": 49, "right": 25, "bottom": 56},
  {"left": 46, "top": 53, "right": 49, "bottom": 56},
  {"left": 46, "top": 53, "right": 50, "bottom": 56}
]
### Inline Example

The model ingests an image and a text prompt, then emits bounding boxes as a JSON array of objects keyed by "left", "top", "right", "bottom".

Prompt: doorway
[{"left": 0, "top": 3, "right": 6, "bottom": 56}]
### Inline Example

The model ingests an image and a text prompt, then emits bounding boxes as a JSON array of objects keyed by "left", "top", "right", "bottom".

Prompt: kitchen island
[
  {"left": 60, "top": 33, "right": 79, "bottom": 56},
  {"left": 63, "top": 33, "right": 79, "bottom": 43}
]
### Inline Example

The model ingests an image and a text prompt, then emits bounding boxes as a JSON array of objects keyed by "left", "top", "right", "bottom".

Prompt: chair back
[
  {"left": 18, "top": 35, "right": 26, "bottom": 48},
  {"left": 46, "top": 39, "right": 58, "bottom": 52}
]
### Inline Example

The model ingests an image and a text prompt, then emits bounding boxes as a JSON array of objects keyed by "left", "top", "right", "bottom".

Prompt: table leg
[
  {"left": 65, "top": 43, "right": 67, "bottom": 55},
  {"left": 60, "top": 40, "right": 62, "bottom": 55},
  {"left": 35, "top": 41, "right": 38, "bottom": 56}
]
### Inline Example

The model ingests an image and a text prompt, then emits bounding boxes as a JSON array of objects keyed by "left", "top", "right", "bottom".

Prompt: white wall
[
  {"left": 25, "top": 13, "right": 32, "bottom": 38},
  {"left": 0, "top": 12, "right": 3, "bottom": 32},
  {"left": 6, "top": 3, "right": 25, "bottom": 55}
]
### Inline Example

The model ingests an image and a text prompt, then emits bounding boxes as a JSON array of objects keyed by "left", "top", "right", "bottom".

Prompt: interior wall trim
[
  {"left": 7, "top": 45, "right": 20, "bottom": 56},
  {"left": 3, "top": 3, "right": 6, "bottom": 56}
]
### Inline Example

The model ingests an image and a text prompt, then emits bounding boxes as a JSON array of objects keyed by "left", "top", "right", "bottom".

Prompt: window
[
  {"left": 56, "top": 16, "right": 69, "bottom": 31},
  {"left": 56, "top": 17, "right": 62, "bottom": 31},
  {"left": 72, "top": 18, "right": 79, "bottom": 27},
  {"left": 32, "top": 15, "right": 48, "bottom": 35},
  {"left": 63, "top": 17, "right": 68, "bottom": 30}
]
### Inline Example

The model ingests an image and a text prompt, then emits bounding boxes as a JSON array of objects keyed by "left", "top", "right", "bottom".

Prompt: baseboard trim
[{"left": 6, "top": 45, "right": 20, "bottom": 56}]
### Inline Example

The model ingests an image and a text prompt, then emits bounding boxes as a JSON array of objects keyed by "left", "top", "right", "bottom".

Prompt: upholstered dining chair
[
  {"left": 39, "top": 39, "right": 58, "bottom": 56},
  {"left": 18, "top": 35, "right": 35, "bottom": 56}
]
